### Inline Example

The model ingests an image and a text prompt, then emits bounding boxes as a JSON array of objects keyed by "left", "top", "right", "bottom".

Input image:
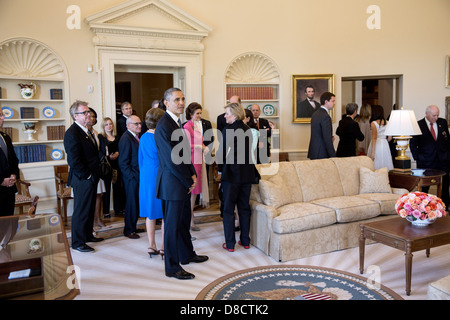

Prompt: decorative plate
[
  {"left": 48, "top": 214, "right": 60, "bottom": 226},
  {"left": 50, "top": 149, "right": 63, "bottom": 160},
  {"left": 43, "top": 106, "right": 55, "bottom": 118},
  {"left": 1, "top": 106, "right": 13, "bottom": 119},
  {"left": 263, "top": 104, "right": 275, "bottom": 116}
]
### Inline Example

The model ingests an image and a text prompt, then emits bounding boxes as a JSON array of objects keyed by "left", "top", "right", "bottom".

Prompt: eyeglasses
[
  {"left": 131, "top": 122, "right": 142, "bottom": 126},
  {"left": 75, "top": 111, "right": 91, "bottom": 116}
]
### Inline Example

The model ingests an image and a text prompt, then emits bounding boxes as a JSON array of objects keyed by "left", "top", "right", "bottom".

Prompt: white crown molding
[{"left": 86, "top": 0, "right": 211, "bottom": 52}]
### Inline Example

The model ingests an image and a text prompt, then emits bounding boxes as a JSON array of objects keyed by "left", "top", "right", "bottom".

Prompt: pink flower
[
  {"left": 398, "top": 209, "right": 408, "bottom": 218},
  {"left": 428, "top": 211, "right": 437, "bottom": 220},
  {"left": 412, "top": 210, "right": 421, "bottom": 219}
]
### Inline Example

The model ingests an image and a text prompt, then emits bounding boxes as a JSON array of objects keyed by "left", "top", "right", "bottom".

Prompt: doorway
[
  {"left": 341, "top": 75, "right": 403, "bottom": 118},
  {"left": 115, "top": 71, "right": 173, "bottom": 121}
]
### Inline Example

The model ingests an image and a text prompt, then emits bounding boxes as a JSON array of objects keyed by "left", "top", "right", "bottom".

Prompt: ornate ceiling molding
[
  {"left": 86, "top": 0, "right": 211, "bottom": 52},
  {"left": 225, "top": 52, "right": 280, "bottom": 83},
  {"left": 0, "top": 38, "right": 65, "bottom": 79}
]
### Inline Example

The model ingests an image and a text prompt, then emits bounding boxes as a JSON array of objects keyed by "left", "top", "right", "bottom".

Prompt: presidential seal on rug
[{"left": 196, "top": 265, "right": 403, "bottom": 300}]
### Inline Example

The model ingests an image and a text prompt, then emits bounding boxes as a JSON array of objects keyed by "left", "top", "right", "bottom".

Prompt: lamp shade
[{"left": 384, "top": 109, "right": 422, "bottom": 136}]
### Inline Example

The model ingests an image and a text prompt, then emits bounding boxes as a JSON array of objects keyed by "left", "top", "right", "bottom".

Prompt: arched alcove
[{"left": 225, "top": 52, "right": 280, "bottom": 83}]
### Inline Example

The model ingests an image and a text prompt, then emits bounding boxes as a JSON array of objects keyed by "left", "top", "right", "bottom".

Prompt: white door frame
[{"left": 97, "top": 47, "right": 203, "bottom": 121}]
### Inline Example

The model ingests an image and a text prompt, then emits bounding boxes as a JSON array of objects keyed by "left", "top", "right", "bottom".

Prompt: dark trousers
[
  {"left": 0, "top": 189, "right": 15, "bottom": 216},
  {"left": 161, "top": 195, "right": 195, "bottom": 274},
  {"left": 222, "top": 181, "right": 252, "bottom": 249},
  {"left": 102, "top": 174, "right": 126, "bottom": 215},
  {"left": 71, "top": 175, "right": 97, "bottom": 248},
  {"left": 123, "top": 179, "right": 139, "bottom": 235}
]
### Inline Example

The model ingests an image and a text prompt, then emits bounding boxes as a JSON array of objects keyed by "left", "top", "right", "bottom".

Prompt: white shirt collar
[
  {"left": 127, "top": 129, "right": 138, "bottom": 138},
  {"left": 166, "top": 110, "right": 181, "bottom": 126},
  {"left": 75, "top": 121, "right": 88, "bottom": 133}
]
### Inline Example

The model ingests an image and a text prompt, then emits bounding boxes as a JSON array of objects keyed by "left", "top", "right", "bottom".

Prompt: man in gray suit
[{"left": 307, "top": 92, "right": 336, "bottom": 160}]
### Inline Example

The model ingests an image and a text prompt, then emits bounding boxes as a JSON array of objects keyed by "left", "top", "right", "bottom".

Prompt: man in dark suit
[
  {"left": 251, "top": 104, "right": 272, "bottom": 164},
  {"left": 155, "top": 88, "right": 208, "bottom": 280},
  {"left": 118, "top": 114, "right": 142, "bottom": 239},
  {"left": 64, "top": 101, "right": 104, "bottom": 252},
  {"left": 0, "top": 109, "right": 19, "bottom": 216},
  {"left": 297, "top": 85, "right": 321, "bottom": 118},
  {"left": 307, "top": 92, "right": 336, "bottom": 160},
  {"left": 117, "top": 101, "right": 133, "bottom": 139},
  {"left": 336, "top": 103, "right": 364, "bottom": 157},
  {"left": 410, "top": 105, "right": 450, "bottom": 207}
]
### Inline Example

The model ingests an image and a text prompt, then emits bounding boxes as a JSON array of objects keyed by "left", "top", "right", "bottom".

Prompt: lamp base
[{"left": 392, "top": 158, "right": 411, "bottom": 173}]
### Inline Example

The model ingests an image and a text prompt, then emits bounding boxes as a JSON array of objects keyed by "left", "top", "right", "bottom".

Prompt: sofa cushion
[
  {"left": 272, "top": 202, "right": 337, "bottom": 234},
  {"left": 259, "top": 175, "right": 291, "bottom": 208},
  {"left": 331, "top": 156, "right": 374, "bottom": 196},
  {"left": 356, "top": 193, "right": 399, "bottom": 215},
  {"left": 257, "top": 162, "right": 303, "bottom": 208},
  {"left": 311, "top": 196, "right": 380, "bottom": 222},
  {"left": 359, "top": 167, "right": 392, "bottom": 194},
  {"left": 293, "top": 159, "right": 344, "bottom": 202}
]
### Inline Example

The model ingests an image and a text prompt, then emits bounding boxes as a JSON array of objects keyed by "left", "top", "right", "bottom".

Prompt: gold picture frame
[
  {"left": 292, "top": 74, "right": 335, "bottom": 123},
  {"left": 446, "top": 55, "right": 450, "bottom": 88}
]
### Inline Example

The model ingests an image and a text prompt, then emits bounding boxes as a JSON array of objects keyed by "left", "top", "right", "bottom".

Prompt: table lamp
[{"left": 384, "top": 108, "right": 422, "bottom": 173}]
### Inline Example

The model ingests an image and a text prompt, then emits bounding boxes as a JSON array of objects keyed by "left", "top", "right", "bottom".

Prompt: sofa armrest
[
  {"left": 391, "top": 187, "right": 409, "bottom": 195},
  {"left": 249, "top": 200, "right": 279, "bottom": 255}
]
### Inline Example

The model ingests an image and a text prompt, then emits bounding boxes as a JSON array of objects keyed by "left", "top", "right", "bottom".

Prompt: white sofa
[
  {"left": 249, "top": 156, "right": 408, "bottom": 262},
  {"left": 428, "top": 275, "right": 450, "bottom": 300}
]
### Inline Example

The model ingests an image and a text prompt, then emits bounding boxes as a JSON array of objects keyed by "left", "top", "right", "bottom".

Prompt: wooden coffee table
[{"left": 359, "top": 216, "right": 450, "bottom": 296}]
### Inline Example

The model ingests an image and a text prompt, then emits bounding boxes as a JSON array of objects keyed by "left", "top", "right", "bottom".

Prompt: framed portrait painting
[{"left": 292, "top": 74, "right": 335, "bottom": 123}]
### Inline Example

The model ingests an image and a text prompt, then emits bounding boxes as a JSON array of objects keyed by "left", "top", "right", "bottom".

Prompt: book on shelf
[
  {"left": 50, "top": 89, "right": 63, "bottom": 100},
  {"left": 13, "top": 145, "right": 46, "bottom": 163},
  {"left": 0, "top": 86, "right": 2, "bottom": 99},
  {"left": 226, "top": 86, "right": 275, "bottom": 100},
  {"left": 20, "top": 107, "right": 35, "bottom": 119},
  {"left": 46, "top": 125, "right": 65, "bottom": 140}
]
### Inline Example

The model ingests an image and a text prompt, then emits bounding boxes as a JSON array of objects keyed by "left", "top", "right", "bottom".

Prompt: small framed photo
[
  {"left": 446, "top": 55, "right": 450, "bottom": 88},
  {"left": 292, "top": 74, "right": 335, "bottom": 123}
]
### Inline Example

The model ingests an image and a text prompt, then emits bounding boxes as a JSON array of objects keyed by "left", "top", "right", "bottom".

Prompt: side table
[{"left": 388, "top": 169, "right": 446, "bottom": 197}]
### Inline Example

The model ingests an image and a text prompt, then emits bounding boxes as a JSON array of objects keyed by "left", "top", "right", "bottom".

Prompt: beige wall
[{"left": 1, "top": 0, "right": 450, "bottom": 154}]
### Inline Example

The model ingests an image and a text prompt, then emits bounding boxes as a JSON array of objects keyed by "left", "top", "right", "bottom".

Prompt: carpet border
[{"left": 195, "top": 265, "right": 403, "bottom": 300}]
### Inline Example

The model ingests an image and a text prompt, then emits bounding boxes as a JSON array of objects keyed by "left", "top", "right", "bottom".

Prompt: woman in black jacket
[{"left": 218, "top": 103, "right": 260, "bottom": 252}]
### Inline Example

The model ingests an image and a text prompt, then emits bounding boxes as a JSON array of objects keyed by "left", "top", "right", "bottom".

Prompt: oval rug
[{"left": 196, "top": 265, "right": 403, "bottom": 300}]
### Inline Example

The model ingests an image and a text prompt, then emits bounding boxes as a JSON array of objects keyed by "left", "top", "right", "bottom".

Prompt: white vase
[
  {"left": 406, "top": 216, "right": 435, "bottom": 227},
  {"left": 18, "top": 83, "right": 36, "bottom": 99}
]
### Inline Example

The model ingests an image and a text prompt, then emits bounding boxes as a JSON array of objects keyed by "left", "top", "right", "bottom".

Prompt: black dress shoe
[
  {"left": 125, "top": 232, "right": 140, "bottom": 239},
  {"left": 166, "top": 269, "right": 195, "bottom": 280},
  {"left": 181, "top": 255, "right": 209, "bottom": 265},
  {"left": 87, "top": 236, "right": 104, "bottom": 242},
  {"left": 135, "top": 228, "right": 146, "bottom": 233},
  {"left": 72, "top": 244, "right": 95, "bottom": 253}
]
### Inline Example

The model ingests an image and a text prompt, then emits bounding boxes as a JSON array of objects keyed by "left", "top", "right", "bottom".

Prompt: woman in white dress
[{"left": 367, "top": 105, "right": 394, "bottom": 170}]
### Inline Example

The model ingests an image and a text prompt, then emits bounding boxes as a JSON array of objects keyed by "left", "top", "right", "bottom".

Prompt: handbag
[{"left": 100, "top": 155, "right": 112, "bottom": 180}]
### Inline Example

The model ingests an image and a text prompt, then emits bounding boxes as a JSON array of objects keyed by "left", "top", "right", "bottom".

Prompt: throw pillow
[
  {"left": 359, "top": 166, "right": 392, "bottom": 194},
  {"left": 259, "top": 175, "right": 291, "bottom": 208}
]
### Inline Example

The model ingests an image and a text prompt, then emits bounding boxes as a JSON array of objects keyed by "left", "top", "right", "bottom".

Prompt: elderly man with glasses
[
  {"left": 64, "top": 100, "right": 104, "bottom": 253},
  {"left": 118, "top": 114, "right": 143, "bottom": 239}
]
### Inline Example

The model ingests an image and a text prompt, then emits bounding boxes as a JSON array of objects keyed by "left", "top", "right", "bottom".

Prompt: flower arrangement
[{"left": 395, "top": 192, "right": 446, "bottom": 222}]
